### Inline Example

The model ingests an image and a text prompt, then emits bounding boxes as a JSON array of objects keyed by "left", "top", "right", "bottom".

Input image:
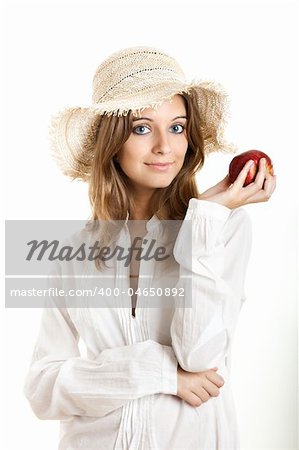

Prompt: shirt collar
[{"left": 124, "top": 210, "right": 162, "bottom": 233}]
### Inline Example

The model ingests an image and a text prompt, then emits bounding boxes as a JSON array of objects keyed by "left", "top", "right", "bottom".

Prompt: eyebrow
[{"left": 132, "top": 115, "right": 187, "bottom": 122}]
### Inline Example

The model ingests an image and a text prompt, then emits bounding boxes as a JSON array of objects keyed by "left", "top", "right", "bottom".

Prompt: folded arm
[
  {"left": 170, "top": 198, "right": 252, "bottom": 373},
  {"left": 24, "top": 270, "right": 178, "bottom": 420}
]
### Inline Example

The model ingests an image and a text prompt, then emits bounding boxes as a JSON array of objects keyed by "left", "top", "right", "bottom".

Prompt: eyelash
[{"left": 132, "top": 124, "right": 185, "bottom": 135}]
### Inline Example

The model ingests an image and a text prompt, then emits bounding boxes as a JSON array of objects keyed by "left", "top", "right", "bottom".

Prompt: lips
[
  {"left": 145, "top": 162, "right": 174, "bottom": 166},
  {"left": 144, "top": 162, "right": 174, "bottom": 172}
]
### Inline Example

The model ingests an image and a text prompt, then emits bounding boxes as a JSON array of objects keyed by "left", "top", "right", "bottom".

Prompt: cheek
[
  {"left": 176, "top": 134, "right": 188, "bottom": 151},
  {"left": 117, "top": 149, "right": 134, "bottom": 167},
  {"left": 175, "top": 146, "right": 189, "bottom": 171},
  {"left": 117, "top": 147, "right": 144, "bottom": 175},
  {"left": 118, "top": 140, "right": 143, "bottom": 163},
  {"left": 176, "top": 140, "right": 189, "bottom": 160}
]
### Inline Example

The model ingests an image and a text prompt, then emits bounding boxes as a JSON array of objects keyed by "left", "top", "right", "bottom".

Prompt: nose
[{"left": 152, "top": 129, "right": 172, "bottom": 155}]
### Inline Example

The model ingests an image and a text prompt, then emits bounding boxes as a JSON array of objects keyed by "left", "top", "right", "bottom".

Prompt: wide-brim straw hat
[{"left": 50, "top": 45, "right": 237, "bottom": 181}]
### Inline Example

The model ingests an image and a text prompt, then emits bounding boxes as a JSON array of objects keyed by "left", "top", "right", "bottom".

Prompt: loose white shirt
[{"left": 24, "top": 198, "right": 252, "bottom": 449}]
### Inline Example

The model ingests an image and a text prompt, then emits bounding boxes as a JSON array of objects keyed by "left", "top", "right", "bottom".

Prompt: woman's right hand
[{"left": 176, "top": 365, "right": 225, "bottom": 407}]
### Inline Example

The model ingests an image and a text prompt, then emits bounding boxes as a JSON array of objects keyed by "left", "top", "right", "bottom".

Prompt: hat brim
[{"left": 50, "top": 80, "right": 237, "bottom": 181}]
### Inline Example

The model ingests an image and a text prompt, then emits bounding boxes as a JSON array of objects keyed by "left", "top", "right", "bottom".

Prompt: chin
[
  {"left": 134, "top": 175, "right": 177, "bottom": 191},
  {"left": 150, "top": 180, "right": 174, "bottom": 189}
]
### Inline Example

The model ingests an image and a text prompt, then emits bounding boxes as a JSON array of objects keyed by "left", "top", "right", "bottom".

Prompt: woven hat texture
[{"left": 50, "top": 46, "right": 237, "bottom": 181}]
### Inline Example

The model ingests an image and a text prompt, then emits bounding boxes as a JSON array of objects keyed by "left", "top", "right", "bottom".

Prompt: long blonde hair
[
  {"left": 88, "top": 88, "right": 205, "bottom": 221},
  {"left": 86, "top": 88, "right": 205, "bottom": 270}
]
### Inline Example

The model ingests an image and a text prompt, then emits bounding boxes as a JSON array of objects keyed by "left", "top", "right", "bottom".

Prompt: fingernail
[{"left": 248, "top": 160, "right": 254, "bottom": 166}]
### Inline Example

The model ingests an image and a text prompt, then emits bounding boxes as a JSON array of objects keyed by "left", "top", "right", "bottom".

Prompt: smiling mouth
[
  {"left": 145, "top": 162, "right": 174, "bottom": 166},
  {"left": 144, "top": 162, "right": 174, "bottom": 172}
]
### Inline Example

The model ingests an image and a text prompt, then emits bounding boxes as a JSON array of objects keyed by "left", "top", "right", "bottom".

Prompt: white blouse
[{"left": 24, "top": 198, "right": 252, "bottom": 450}]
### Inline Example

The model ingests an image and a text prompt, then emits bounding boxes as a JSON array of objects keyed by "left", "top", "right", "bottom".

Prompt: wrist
[{"left": 200, "top": 198, "right": 231, "bottom": 209}]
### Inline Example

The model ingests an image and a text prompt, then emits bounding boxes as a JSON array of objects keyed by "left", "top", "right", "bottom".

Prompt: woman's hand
[
  {"left": 177, "top": 365, "right": 225, "bottom": 407},
  {"left": 198, "top": 158, "right": 277, "bottom": 209}
]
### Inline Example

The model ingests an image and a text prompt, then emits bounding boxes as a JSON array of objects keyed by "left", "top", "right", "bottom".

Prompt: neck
[
  {"left": 130, "top": 210, "right": 152, "bottom": 221},
  {"left": 130, "top": 191, "right": 155, "bottom": 221}
]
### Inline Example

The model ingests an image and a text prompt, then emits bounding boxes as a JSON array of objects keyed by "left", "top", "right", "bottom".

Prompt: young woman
[{"left": 24, "top": 46, "right": 276, "bottom": 449}]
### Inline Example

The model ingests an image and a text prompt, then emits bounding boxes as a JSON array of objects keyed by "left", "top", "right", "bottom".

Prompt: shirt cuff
[
  {"left": 186, "top": 198, "right": 232, "bottom": 222},
  {"left": 161, "top": 346, "right": 178, "bottom": 395}
]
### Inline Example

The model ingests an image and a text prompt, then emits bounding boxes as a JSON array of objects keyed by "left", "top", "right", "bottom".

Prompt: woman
[{"left": 24, "top": 46, "right": 276, "bottom": 449}]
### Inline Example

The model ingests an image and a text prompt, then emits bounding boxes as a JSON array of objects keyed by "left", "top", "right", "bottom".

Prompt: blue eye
[
  {"left": 171, "top": 124, "right": 184, "bottom": 134},
  {"left": 133, "top": 125, "right": 150, "bottom": 135},
  {"left": 133, "top": 123, "right": 185, "bottom": 135}
]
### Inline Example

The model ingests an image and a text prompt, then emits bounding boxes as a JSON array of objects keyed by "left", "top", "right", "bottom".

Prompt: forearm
[{"left": 24, "top": 337, "right": 178, "bottom": 419}]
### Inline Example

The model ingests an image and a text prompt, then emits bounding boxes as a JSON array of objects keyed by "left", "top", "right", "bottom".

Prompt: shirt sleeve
[
  {"left": 24, "top": 276, "right": 178, "bottom": 420},
  {"left": 170, "top": 198, "right": 252, "bottom": 373}
]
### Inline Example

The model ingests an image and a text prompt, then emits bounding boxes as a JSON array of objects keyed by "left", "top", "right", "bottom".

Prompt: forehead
[{"left": 132, "top": 94, "right": 186, "bottom": 119}]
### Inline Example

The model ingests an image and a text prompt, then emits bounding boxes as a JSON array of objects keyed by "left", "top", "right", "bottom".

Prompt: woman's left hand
[{"left": 198, "top": 158, "right": 277, "bottom": 210}]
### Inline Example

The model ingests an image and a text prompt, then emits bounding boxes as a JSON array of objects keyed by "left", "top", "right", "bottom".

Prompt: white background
[{"left": 1, "top": 0, "right": 298, "bottom": 449}]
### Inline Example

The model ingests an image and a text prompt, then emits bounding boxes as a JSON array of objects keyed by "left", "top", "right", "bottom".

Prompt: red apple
[{"left": 229, "top": 150, "right": 274, "bottom": 187}]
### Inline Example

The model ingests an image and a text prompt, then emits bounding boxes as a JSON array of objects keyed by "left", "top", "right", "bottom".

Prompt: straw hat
[{"left": 50, "top": 45, "right": 237, "bottom": 181}]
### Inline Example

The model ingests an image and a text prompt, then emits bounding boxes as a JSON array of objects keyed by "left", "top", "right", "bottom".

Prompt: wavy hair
[
  {"left": 86, "top": 88, "right": 205, "bottom": 270},
  {"left": 88, "top": 87, "right": 204, "bottom": 222}
]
